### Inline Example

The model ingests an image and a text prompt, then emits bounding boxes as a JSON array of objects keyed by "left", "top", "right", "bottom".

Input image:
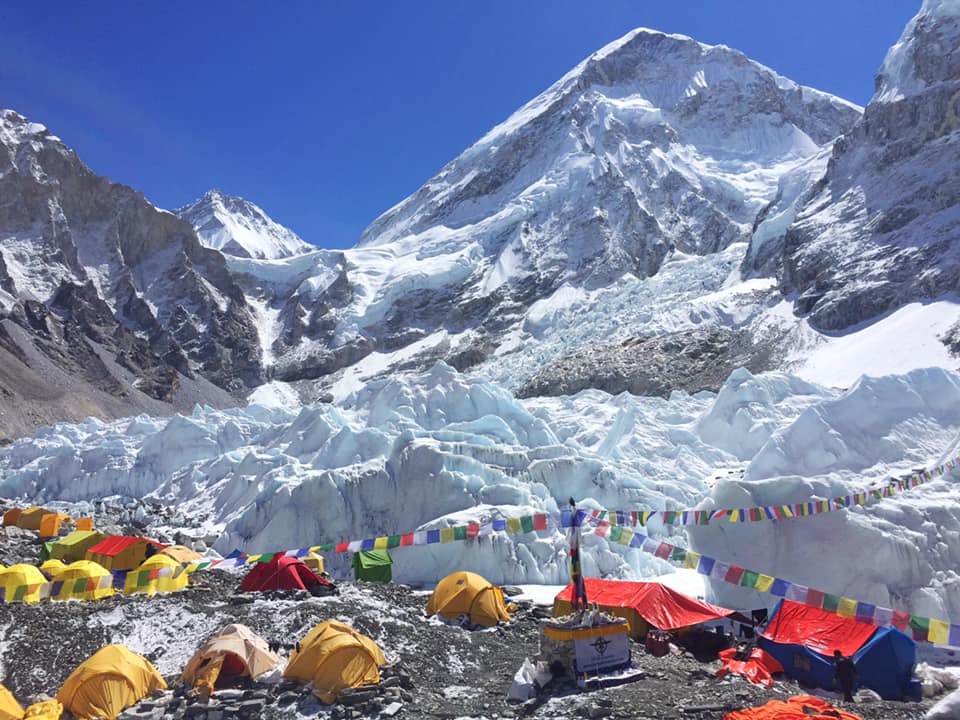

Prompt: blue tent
[{"left": 759, "top": 599, "right": 916, "bottom": 700}]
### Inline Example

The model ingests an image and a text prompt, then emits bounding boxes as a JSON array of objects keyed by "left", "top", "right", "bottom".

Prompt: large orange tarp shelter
[
  {"left": 554, "top": 578, "right": 735, "bottom": 639},
  {"left": 86, "top": 537, "right": 165, "bottom": 572}
]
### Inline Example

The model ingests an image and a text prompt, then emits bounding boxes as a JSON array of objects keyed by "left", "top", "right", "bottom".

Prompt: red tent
[
  {"left": 239, "top": 555, "right": 333, "bottom": 592},
  {"left": 554, "top": 578, "right": 735, "bottom": 637},
  {"left": 760, "top": 600, "right": 875, "bottom": 657}
]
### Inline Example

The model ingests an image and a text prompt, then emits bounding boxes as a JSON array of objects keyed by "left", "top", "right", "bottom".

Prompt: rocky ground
[{"left": 0, "top": 564, "right": 936, "bottom": 720}]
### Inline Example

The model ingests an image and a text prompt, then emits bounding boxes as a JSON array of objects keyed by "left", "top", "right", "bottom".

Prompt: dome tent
[
  {"left": 283, "top": 621, "right": 386, "bottom": 703},
  {"left": 426, "top": 571, "right": 512, "bottom": 627},
  {"left": 0, "top": 564, "right": 47, "bottom": 604},
  {"left": 124, "top": 554, "right": 188, "bottom": 596},
  {"left": 182, "top": 624, "right": 279, "bottom": 695},
  {"left": 52, "top": 560, "right": 115, "bottom": 601},
  {"left": 239, "top": 555, "right": 335, "bottom": 594},
  {"left": 57, "top": 645, "right": 166, "bottom": 720},
  {"left": 0, "top": 682, "right": 21, "bottom": 720}
]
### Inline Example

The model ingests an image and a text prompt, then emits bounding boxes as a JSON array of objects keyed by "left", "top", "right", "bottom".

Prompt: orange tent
[
  {"left": 16, "top": 507, "right": 51, "bottom": 531},
  {"left": 2, "top": 508, "right": 21, "bottom": 527}
]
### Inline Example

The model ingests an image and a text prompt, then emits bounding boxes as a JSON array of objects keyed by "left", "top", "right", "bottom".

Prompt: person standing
[{"left": 834, "top": 649, "right": 857, "bottom": 701}]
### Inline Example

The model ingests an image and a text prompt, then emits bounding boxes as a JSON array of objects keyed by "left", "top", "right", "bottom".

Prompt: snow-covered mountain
[
  {"left": 205, "top": 28, "right": 862, "bottom": 398},
  {"left": 177, "top": 189, "right": 314, "bottom": 260},
  {"left": 0, "top": 110, "right": 267, "bottom": 437},
  {"left": 748, "top": 0, "right": 960, "bottom": 331}
]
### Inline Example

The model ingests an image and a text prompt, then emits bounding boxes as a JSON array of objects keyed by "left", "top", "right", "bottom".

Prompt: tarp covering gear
[
  {"left": 182, "top": 624, "right": 280, "bottom": 695},
  {"left": 554, "top": 578, "right": 735, "bottom": 638},
  {"left": 426, "top": 571, "right": 512, "bottom": 627},
  {"left": 0, "top": 564, "right": 47, "bottom": 604},
  {"left": 85, "top": 536, "right": 165, "bottom": 572},
  {"left": 715, "top": 647, "right": 784, "bottom": 687},
  {"left": 38, "top": 542, "right": 55, "bottom": 563},
  {"left": 50, "top": 531, "right": 107, "bottom": 564},
  {"left": 352, "top": 549, "right": 392, "bottom": 583},
  {"left": 284, "top": 620, "right": 386, "bottom": 704},
  {"left": 57, "top": 644, "right": 167, "bottom": 720},
  {"left": 39, "top": 559, "right": 68, "bottom": 578},
  {"left": 16, "top": 507, "right": 52, "bottom": 531},
  {"left": 158, "top": 545, "right": 202, "bottom": 564},
  {"left": 2, "top": 508, "right": 21, "bottom": 528},
  {"left": 239, "top": 555, "right": 333, "bottom": 593},
  {"left": 124, "top": 554, "right": 188, "bottom": 596},
  {"left": 760, "top": 600, "right": 916, "bottom": 700},
  {"left": 51, "top": 561, "right": 114, "bottom": 601},
  {"left": 302, "top": 552, "right": 325, "bottom": 575},
  {"left": 0, "top": 682, "right": 22, "bottom": 720},
  {"left": 724, "top": 694, "right": 863, "bottom": 720}
]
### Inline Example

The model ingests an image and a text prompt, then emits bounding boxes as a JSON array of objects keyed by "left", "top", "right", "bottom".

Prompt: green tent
[
  {"left": 50, "top": 530, "right": 108, "bottom": 563},
  {"left": 39, "top": 541, "right": 55, "bottom": 562},
  {"left": 352, "top": 549, "right": 393, "bottom": 583}
]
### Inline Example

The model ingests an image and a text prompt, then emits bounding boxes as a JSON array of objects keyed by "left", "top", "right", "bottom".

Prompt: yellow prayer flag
[
  {"left": 728, "top": 509, "right": 740, "bottom": 523},
  {"left": 683, "top": 551, "right": 701, "bottom": 570},
  {"left": 838, "top": 597, "right": 858, "bottom": 618},
  {"left": 506, "top": 518, "right": 522, "bottom": 534},
  {"left": 618, "top": 529, "right": 633, "bottom": 546},
  {"left": 755, "top": 574, "right": 775, "bottom": 592},
  {"left": 374, "top": 536, "right": 389, "bottom": 550},
  {"left": 440, "top": 527, "right": 455, "bottom": 544},
  {"left": 929, "top": 618, "right": 950, "bottom": 645}
]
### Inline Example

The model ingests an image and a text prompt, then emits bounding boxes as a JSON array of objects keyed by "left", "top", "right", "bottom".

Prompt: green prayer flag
[
  {"left": 137, "top": 571, "right": 151, "bottom": 587},
  {"left": 740, "top": 570, "right": 759, "bottom": 588},
  {"left": 453, "top": 526, "right": 468, "bottom": 541},
  {"left": 258, "top": 553, "right": 275, "bottom": 564},
  {"left": 521, "top": 516, "right": 534, "bottom": 533},
  {"left": 73, "top": 578, "right": 87, "bottom": 594},
  {"left": 822, "top": 593, "right": 840, "bottom": 612},
  {"left": 387, "top": 535, "right": 402, "bottom": 548},
  {"left": 670, "top": 546, "right": 687, "bottom": 562},
  {"left": 609, "top": 526, "right": 623, "bottom": 542}
]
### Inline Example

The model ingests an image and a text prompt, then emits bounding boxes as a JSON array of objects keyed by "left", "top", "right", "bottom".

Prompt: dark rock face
[
  {"left": 775, "top": 5, "right": 960, "bottom": 331},
  {"left": 0, "top": 110, "right": 255, "bottom": 437},
  {"left": 515, "top": 328, "right": 773, "bottom": 399}
]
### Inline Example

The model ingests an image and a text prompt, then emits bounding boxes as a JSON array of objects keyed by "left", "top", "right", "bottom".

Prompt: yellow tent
[
  {"left": 22, "top": 699, "right": 61, "bottom": 719},
  {"left": 16, "top": 507, "right": 51, "bottom": 531},
  {"left": 57, "top": 645, "right": 166, "bottom": 720},
  {"left": 426, "top": 571, "right": 513, "bottom": 627},
  {"left": 52, "top": 561, "right": 114, "bottom": 601},
  {"left": 182, "top": 624, "right": 279, "bottom": 692},
  {"left": 40, "top": 559, "right": 68, "bottom": 578},
  {"left": 0, "top": 682, "right": 22, "bottom": 720},
  {"left": 0, "top": 564, "right": 47, "bottom": 604},
  {"left": 158, "top": 545, "right": 201, "bottom": 564},
  {"left": 124, "top": 554, "right": 188, "bottom": 596},
  {"left": 302, "top": 552, "right": 326, "bottom": 575},
  {"left": 283, "top": 621, "right": 386, "bottom": 703}
]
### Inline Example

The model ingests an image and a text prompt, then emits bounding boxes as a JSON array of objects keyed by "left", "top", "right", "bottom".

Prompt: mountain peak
[
  {"left": 176, "top": 190, "right": 313, "bottom": 261},
  {"left": 874, "top": 0, "right": 960, "bottom": 103}
]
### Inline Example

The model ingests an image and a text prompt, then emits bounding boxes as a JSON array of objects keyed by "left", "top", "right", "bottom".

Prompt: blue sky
[{"left": 1, "top": 1, "right": 917, "bottom": 249}]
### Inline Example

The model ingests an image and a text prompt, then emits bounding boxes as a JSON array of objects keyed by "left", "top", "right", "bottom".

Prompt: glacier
[{"left": 4, "top": 363, "right": 960, "bottom": 623}]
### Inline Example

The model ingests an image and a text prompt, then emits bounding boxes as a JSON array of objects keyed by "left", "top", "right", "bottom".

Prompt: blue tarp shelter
[{"left": 759, "top": 599, "right": 916, "bottom": 700}]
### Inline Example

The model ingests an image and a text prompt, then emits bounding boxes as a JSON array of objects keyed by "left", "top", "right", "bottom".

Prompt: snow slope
[{"left": 5, "top": 363, "right": 960, "bottom": 623}]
